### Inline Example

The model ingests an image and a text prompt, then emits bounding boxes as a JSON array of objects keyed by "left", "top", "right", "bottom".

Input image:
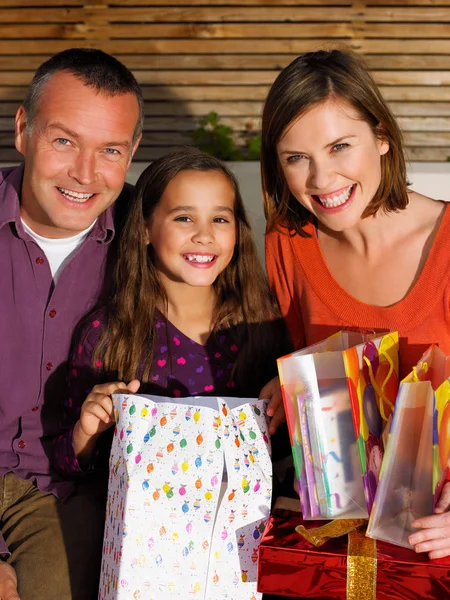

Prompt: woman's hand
[
  {"left": 409, "top": 481, "right": 450, "bottom": 559},
  {"left": 259, "top": 376, "right": 286, "bottom": 434},
  {"left": 73, "top": 379, "right": 140, "bottom": 460},
  {"left": 0, "top": 562, "right": 20, "bottom": 600}
]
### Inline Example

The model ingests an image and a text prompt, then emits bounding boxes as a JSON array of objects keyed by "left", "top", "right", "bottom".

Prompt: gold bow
[{"left": 295, "top": 519, "right": 377, "bottom": 600}]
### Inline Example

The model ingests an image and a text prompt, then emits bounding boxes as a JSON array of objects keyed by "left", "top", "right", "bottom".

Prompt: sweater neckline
[
  {"left": 296, "top": 202, "right": 450, "bottom": 331},
  {"left": 155, "top": 308, "right": 214, "bottom": 355}
]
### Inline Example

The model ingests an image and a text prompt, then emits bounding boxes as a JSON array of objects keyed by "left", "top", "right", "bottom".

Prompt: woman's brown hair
[
  {"left": 98, "top": 146, "right": 284, "bottom": 384},
  {"left": 261, "top": 48, "right": 409, "bottom": 236}
]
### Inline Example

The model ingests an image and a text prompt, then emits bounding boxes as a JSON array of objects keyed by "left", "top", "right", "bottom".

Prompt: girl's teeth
[
  {"left": 318, "top": 185, "right": 353, "bottom": 208},
  {"left": 185, "top": 254, "right": 214, "bottom": 263}
]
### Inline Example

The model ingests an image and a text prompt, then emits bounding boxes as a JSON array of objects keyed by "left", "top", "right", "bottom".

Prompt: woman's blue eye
[
  {"left": 333, "top": 143, "right": 349, "bottom": 151},
  {"left": 56, "top": 138, "right": 70, "bottom": 146},
  {"left": 286, "top": 154, "right": 306, "bottom": 164}
]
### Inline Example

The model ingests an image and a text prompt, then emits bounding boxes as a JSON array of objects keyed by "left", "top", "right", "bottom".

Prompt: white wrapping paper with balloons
[
  {"left": 367, "top": 344, "right": 450, "bottom": 548},
  {"left": 98, "top": 393, "right": 272, "bottom": 600},
  {"left": 278, "top": 331, "right": 399, "bottom": 519}
]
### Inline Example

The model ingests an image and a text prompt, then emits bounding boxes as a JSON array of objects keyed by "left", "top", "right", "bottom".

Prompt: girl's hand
[
  {"left": 259, "top": 376, "right": 286, "bottom": 434},
  {"left": 73, "top": 379, "right": 140, "bottom": 460},
  {"left": 409, "top": 481, "right": 450, "bottom": 559},
  {"left": 0, "top": 562, "right": 20, "bottom": 600}
]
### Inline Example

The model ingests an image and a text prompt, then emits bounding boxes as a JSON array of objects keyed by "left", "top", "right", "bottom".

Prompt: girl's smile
[{"left": 183, "top": 252, "right": 218, "bottom": 267}]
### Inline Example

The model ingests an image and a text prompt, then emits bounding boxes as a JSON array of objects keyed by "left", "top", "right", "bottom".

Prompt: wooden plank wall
[{"left": 1, "top": 0, "right": 450, "bottom": 162}]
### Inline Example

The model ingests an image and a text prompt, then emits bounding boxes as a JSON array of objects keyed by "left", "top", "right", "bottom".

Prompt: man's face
[{"left": 15, "top": 71, "right": 141, "bottom": 238}]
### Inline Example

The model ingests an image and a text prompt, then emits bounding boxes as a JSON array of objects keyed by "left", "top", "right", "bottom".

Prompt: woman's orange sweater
[{"left": 265, "top": 203, "right": 450, "bottom": 378}]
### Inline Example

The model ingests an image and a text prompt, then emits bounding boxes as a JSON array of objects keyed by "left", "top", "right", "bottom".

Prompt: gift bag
[
  {"left": 367, "top": 345, "right": 450, "bottom": 548},
  {"left": 98, "top": 394, "right": 272, "bottom": 600},
  {"left": 278, "top": 331, "right": 399, "bottom": 519}
]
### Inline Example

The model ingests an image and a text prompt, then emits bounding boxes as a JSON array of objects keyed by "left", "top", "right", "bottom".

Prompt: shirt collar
[
  {"left": 0, "top": 164, "right": 24, "bottom": 233},
  {"left": 0, "top": 163, "right": 117, "bottom": 244}
]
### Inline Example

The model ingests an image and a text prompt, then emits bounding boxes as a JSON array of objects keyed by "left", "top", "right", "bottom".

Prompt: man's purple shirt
[{"left": 0, "top": 165, "right": 122, "bottom": 554}]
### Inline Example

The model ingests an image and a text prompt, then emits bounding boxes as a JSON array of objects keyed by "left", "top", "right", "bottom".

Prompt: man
[{"left": 0, "top": 48, "right": 143, "bottom": 599}]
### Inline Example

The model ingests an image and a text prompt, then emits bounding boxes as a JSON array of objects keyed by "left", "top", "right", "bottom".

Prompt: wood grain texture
[{"left": 0, "top": 1, "right": 448, "bottom": 161}]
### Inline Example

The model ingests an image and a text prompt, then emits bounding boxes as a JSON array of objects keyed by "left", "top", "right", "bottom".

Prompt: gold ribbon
[{"left": 295, "top": 519, "right": 377, "bottom": 600}]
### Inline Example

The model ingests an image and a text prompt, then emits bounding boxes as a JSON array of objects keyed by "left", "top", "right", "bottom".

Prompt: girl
[
  {"left": 53, "top": 146, "right": 290, "bottom": 482},
  {"left": 52, "top": 147, "right": 291, "bottom": 599},
  {"left": 261, "top": 49, "right": 450, "bottom": 559}
]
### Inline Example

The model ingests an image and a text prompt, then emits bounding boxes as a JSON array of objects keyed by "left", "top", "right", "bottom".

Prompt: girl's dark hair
[
  {"left": 98, "top": 146, "right": 282, "bottom": 384},
  {"left": 261, "top": 48, "right": 408, "bottom": 236}
]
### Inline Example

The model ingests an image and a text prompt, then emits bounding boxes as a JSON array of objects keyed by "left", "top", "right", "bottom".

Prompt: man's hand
[
  {"left": 0, "top": 562, "right": 20, "bottom": 600},
  {"left": 259, "top": 376, "right": 286, "bottom": 434},
  {"left": 409, "top": 481, "right": 450, "bottom": 559}
]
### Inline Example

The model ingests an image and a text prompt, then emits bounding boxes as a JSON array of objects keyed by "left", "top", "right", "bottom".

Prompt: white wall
[{"left": 127, "top": 161, "right": 450, "bottom": 264}]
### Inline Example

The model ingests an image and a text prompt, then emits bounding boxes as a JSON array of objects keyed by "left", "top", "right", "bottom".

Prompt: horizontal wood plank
[
  {"left": 389, "top": 102, "right": 450, "bottom": 117},
  {"left": 8, "top": 22, "right": 450, "bottom": 40},
  {"left": 404, "top": 131, "right": 450, "bottom": 146},
  {"left": 3, "top": 69, "right": 450, "bottom": 87},
  {"left": 2, "top": 38, "right": 450, "bottom": 55},
  {"left": 406, "top": 147, "right": 450, "bottom": 161},
  {"left": 3, "top": 54, "right": 450, "bottom": 73},
  {"left": 3, "top": 7, "right": 450, "bottom": 24},
  {"left": 3, "top": 85, "right": 449, "bottom": 104},
  {"left": 9, "top": 0, "right": 446, "bottom": 5},
  {"left": 398, "top": 117, "right": 450, "bottom": 132},
  {"left": 7, "top": 0, "right": 354, "bottom": 5},
  {"left": 0, "top": 101, "right": 449, "bottom": 120}
]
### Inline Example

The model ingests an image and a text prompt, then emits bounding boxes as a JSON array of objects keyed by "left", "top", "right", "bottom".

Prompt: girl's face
[
  {"left": 146, "top": 169, "right": 237, "bottom": 289},
  {"left": 276, "top": 98, "right": 389, "bottom": 232}
]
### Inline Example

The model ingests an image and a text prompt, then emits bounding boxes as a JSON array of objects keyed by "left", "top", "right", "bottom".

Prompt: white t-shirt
[{"left": 21, "top": 219, "right": 97, "bottom": 283}]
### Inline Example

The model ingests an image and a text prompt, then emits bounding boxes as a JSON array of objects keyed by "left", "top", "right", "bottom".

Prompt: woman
[{"left": 261, "top": 49, "right": 450, "bottom": 559}]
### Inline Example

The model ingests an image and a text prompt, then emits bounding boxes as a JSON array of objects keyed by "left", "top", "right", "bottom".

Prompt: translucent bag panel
[
  {"left": 278, "top": 334, "right": 387, "bottom": 519},
  {"left": 367, "top": 382, "right": 434, "bottom": 549}
]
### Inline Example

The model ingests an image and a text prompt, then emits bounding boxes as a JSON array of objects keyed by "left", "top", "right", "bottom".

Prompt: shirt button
[
  {"left": 35, "top": 257, "right": 45, "bottom": 265},
  {"left": 49, "top": 309, "right": 57, "bottom": 318},
  {"left": 18, "top": 440, "right": 26, "bottom": 449},
  {"left": 46, "top": 362, "right": 53, "bottom": 371},
  {"left": 31, "top": 406, "right": 39, "bottom": 412}
]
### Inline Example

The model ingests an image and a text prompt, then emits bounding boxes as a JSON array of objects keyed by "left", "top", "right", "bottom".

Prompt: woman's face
[{"left": 276, "top": 98, "right": 389, "bottom": 232}]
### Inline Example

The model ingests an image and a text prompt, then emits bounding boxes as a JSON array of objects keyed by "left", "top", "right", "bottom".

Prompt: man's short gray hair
[{"left": 23, "top": 48, "right": 144, "bottom": 145}]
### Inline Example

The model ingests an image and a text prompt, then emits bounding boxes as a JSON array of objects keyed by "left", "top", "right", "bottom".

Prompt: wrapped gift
[
  {"left": 368, "top": 345, "right": 450, "bottom": 548},
  {"left": 257, "top": 498, "right": 450, "bottom": 599},
  {"left": 99, "top": 394, "right": 272, "bottom": 600},
  {"left": 278, "top": 331, "right": 399, "bottom": 519}
]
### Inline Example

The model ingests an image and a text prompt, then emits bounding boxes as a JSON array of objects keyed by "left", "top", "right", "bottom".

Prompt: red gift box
[{"left": 257, "top": 500, "right": 450, "bottom": 599}]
